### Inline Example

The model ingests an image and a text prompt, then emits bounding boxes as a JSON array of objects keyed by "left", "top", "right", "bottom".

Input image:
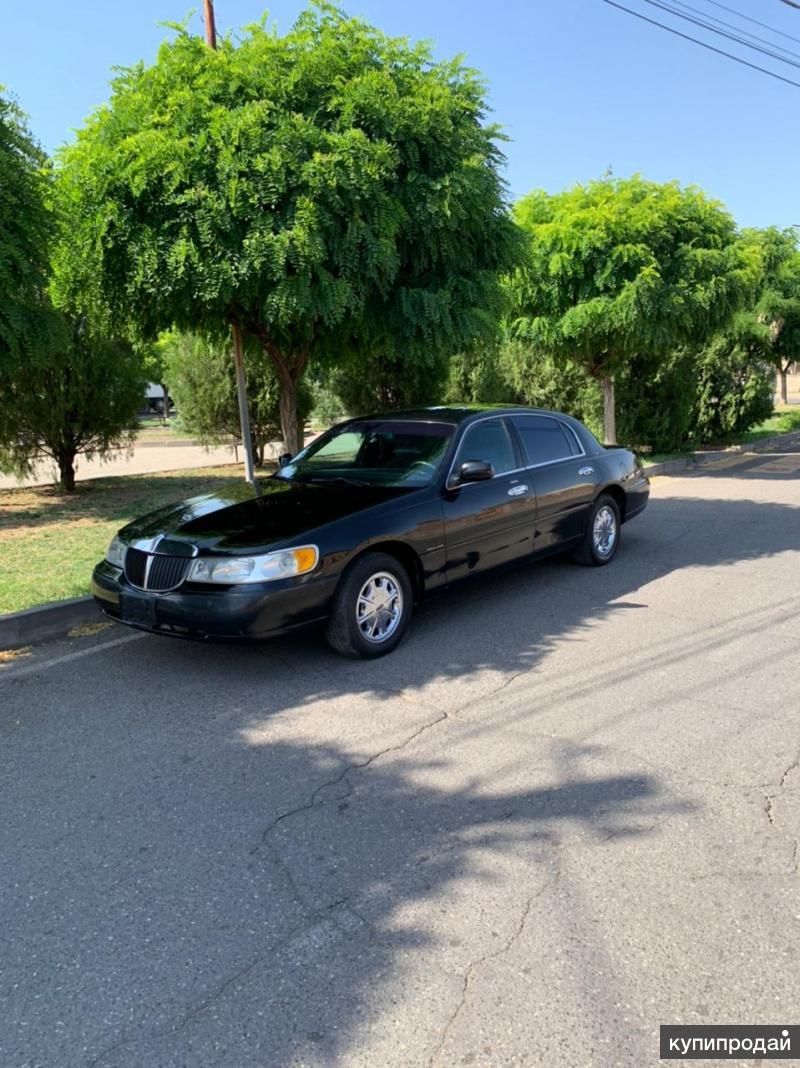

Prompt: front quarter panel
[{"left": 312, "top": 489, "right": 447, "bottom": 593}]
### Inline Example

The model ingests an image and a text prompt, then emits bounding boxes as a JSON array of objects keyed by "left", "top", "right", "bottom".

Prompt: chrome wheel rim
[
  {"left": 356, "top": 571, "right": 403, "bottom": 643},
  {"left": 593, "top": 505, "right": 617, "bottom": 557}
]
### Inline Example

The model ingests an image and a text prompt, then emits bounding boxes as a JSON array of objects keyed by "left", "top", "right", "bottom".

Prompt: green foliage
[
  {"left": 0, "top": 92, "right": 54, "bottom": 374},
  {"left": 0, "top": 317, "right": 146, "bottom": 490},
  {"left": 742, "top": 227, "right": 800, "bottom": 382},
  {"left": 497, "top": 341, "right": 603, "bottom": 438},
  {"left": 307, "top": 373, "right": 348, "bottom": 428},
  {"left": 614, "top": 349, "right": 695, "bottom": 451},
  {"left": 508, "top": 176, "right": 758, "bottom": 441},
  {"left": 55, "top": 5, "right": 521, "bottom": 452},
  {"left": 691, "top": 335, "right": 774, "bottom": 442},
  {"left": 161, "top": 333, "right": 311, "bottom": 464},
  {"left": 445, "top": 347, "right": 516, "bottom": 406},
  {"left": 326, "top": 349, "right": 449, "bottom": 416}
]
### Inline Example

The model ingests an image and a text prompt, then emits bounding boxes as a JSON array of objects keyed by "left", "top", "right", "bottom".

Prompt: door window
[
  {"left": 512, "top": 416, "right": 578, "bottom": 466},
  {"left": 453, "top": 419, "right": 516, "bottom": 478}
]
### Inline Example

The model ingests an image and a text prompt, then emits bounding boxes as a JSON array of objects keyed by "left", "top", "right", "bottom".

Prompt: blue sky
[{"left": 4, "top": 0, "right": 799, "bottom": 228}]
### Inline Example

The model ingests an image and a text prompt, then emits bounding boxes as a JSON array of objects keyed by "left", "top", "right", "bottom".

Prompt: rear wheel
[
  {"left": 326, "top": 552, "right": 413, "bottom": 658},
  {"left": 573, "top": 493, "right": 621, "bottom": 566}
]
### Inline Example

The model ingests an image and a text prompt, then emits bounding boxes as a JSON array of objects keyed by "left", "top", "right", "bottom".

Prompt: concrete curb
[
  {"left": 0, "top": 596, "right": 103, "bottom": 652},
  {"left": 645, "top": 429, "right": 800, "bottom": 477}
]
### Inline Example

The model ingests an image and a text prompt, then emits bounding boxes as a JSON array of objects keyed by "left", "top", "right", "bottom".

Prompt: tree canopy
[
  {"left": 507, "top": 176, "right": 760, "bottom": 442},
  {"left": 0, "top": 92, "right": 53, "bottom": 376},
  {"left": 55, "top": 4, "right": 521, "bottom": 453},
  {"left": 745, "top": 227, "right": 800, "bottom": 404}
]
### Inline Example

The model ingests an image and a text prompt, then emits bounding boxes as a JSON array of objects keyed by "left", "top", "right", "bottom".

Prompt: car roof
[{"left": 344, "top": 404, "right": 574, "bottom": 427}]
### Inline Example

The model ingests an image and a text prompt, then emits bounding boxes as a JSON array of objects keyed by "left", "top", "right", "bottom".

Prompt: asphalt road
[{"left": 2, "top": 447, "right": 799, "bottom": 1067}]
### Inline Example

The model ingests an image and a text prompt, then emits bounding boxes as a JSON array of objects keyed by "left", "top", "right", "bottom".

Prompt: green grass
[
  {"left": 0, "top": 465, "right": 271, "bottom": 615},
  {"left": 642, "top": 451, "right": 685, "bottom": 467},
  {"left": 135, "top": 419, "right": 196, "bottom": 443},
  {"left": 733, "top": 407, "right": 800, "bottom": 444}
]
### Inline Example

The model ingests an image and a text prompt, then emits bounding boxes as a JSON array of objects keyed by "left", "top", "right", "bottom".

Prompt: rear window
[{"left": 512, "top": 416, "right": 579, "bottom": 465}]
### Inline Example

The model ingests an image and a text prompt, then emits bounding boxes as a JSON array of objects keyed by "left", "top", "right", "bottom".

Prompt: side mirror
[
  {"left": 456, "top": 460, "right": 494, "bottom": 484},
  {"left": 277, "top": 452, "right": 292, "bottom": 467}
]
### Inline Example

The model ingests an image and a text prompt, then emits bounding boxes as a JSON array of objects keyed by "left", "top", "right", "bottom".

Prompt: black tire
[
  {"left": 572, "top": 493, "right": 621, "bottom": 566},
  {"left": 326, "top": 552, "right": 413, "bottom": 659}
]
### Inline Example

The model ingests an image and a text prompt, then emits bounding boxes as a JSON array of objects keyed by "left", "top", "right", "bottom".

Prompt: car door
[
  {"left": 509, "top": 415, "right": 599, "bottom": 551},
  {"left": 442, "top": 417, "right": 536, "bottom": 581}
]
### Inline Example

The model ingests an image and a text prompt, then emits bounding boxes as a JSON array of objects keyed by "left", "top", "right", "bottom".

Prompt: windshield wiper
[{"left": 307, "top": 475, "right": 369, "bottom": 487}]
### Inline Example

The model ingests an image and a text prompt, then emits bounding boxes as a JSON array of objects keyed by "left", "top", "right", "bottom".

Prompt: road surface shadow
[{"left": 0, "top": 719, "right": 692, "bottom": 1066}]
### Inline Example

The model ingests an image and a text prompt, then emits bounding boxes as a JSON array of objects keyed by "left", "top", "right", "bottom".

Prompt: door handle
[
  {"left": 507, "top": 484, "right": 529, "bottom": 497},
  {"left": 578, "top": 466, "right": 594, "bottom": 476}
]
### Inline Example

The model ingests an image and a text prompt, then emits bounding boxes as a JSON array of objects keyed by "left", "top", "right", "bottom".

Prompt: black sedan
[{"left": 92, "top": 405, "right": 649, "bottom": 658}]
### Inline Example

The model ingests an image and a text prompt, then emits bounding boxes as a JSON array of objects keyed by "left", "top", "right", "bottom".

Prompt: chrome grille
[
  {"left": 124, "top": 548, "right": 190, "bottom": 592},
  {"left": 124, "top": 547, "right": 147, "bottom": 587}
]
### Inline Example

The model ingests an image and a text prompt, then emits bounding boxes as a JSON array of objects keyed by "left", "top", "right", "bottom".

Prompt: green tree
[
  {"left": 54, "top": 5, "right": 521, "bottom": 457},
  {"left": 746, "top": 228, "right": 800, "bottom": 405},
  {"left": 0, "top": 316, "right": 145, "bottom": 490},
  {"left": 327, "top": 349, "right": 449, "bottom": 416},
  {"left": 691, "top": 331, "right": 774, "bottom": 442},
  {"left": 0, "top": 92, "right": 53, "bottom": 381},
  {"left": 161, "top": 332, "right": 310, "bottom": 466},
  {"left": 508, "top": 176, "right": 759, "bottom": 443},
  {"left": 445, "top": 346, "right": 517, "bottom": 407}
]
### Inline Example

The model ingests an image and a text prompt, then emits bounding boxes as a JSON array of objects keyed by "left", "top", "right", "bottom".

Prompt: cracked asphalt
[{"left": 2, "top": 446, "right": 799, "bottom": 1067}]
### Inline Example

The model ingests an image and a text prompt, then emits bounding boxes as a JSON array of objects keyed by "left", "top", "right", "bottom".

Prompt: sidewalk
[{"left": 0, "top": 442, "right": 239, "bottom": 490}]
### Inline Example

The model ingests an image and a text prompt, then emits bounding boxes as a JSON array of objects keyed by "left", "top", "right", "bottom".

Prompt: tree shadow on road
[{"left": 0, "top": 718, "right": 693, "bottom": 1067}]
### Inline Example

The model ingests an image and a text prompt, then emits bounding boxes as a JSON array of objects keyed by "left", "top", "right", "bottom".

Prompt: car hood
[{"left": 120, "top": 478, "right": 416, "bottom": 554}]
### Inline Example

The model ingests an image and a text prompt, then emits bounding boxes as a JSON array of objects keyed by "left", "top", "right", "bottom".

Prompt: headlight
[
  {"left": 106, "top": 535, "right": 127, "bottom": 569},
  {"left": 187, "top": 545, "right": 319, "bottom": 585}
]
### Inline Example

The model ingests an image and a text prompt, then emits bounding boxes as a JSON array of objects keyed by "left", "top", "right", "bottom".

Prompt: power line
[
  {"left": 703, "top": 0, "right": 800, "bottom": 44},
  {"left": 641, "top": 0, "right": 800, "bottom": 69},
  {"left": 602, "top": 0, "right": 800, "bottom": 87},
  {"left": 668, "top": 0, "right": 800, "bottom": 62}
]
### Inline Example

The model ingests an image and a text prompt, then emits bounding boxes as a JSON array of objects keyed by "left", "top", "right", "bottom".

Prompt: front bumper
[{"left": 91, "top": 560, "right": 338, "bottom": 641}]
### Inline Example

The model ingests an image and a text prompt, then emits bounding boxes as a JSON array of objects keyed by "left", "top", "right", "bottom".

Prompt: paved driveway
[{"left": 2, "top": 448, "right": 799, "bottom": 1067}]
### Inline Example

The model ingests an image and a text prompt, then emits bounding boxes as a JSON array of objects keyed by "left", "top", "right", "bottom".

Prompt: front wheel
[
  {"left": 572, "top": 494, "right": 621, "bottom": 566},
  {"left": 326, "top": 552, "right": 413, "bottom": 658}
]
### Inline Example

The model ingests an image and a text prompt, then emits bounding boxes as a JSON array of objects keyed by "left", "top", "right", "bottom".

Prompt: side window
[
  {"left": 454, "top": 419, "right": 516, "bottom": 477},
  {"left": 513, "top": 416, "right": 577, "bottom": 466}
]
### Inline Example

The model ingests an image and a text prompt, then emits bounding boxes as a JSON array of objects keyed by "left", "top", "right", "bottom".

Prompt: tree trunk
[
  {"left": 601, "top": 375, "right": 617, "bottom": 445},
  {"left": 260, "top": 339, "right": 308, "bottom": 458},
  {"left": 780, "top": 370, "right": 788, "bottom": 406},
  {"left": 57, "top": 451, "right": 76, "bottom": 492},
  {"left": 278, "top": 375, "right": 302, "bottom": 457}
]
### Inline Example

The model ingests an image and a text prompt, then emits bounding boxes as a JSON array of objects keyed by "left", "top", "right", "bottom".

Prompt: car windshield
[{"left": 279, "top": 420, "right": 454, "bottom": 488}]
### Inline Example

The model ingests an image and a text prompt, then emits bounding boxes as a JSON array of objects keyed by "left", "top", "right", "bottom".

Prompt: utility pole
[
  {"left": 203, "top": 0, "right": 217, "bottom": 47},
  {"left": 202, "top": 0, "right": 258, "bottom": 489}
]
